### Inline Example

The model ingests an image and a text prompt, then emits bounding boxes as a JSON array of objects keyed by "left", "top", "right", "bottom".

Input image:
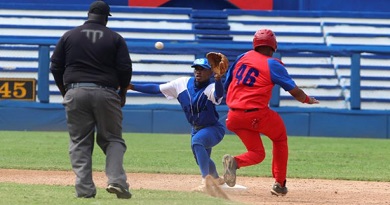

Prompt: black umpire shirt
[{"left": 50, "top": 19, "right": 132, "bottom": 91}]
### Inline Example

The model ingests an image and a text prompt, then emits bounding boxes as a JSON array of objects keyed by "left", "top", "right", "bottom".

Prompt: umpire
[{"left": 50, "top": 0, "right": 132, "bottom": 199}]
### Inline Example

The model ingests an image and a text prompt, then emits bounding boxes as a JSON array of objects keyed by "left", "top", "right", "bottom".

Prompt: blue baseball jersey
[{"left": 159, "top": 77, "right": 222, "bottom": 127}]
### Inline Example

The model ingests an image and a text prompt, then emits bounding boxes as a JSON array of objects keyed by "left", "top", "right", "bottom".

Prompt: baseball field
[{"left": 0, "top": 131, "right": 389, "bottom": 204}]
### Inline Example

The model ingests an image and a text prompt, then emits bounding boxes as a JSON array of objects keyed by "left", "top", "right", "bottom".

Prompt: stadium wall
[
  {"left": 1, "top": 100, "right": 389, "bottom": 139},
  {"left": 1, "top": 4, "right": 390, "bottom": 139},
  {"left": 2, "top": 37, "right": 389, "bottom": 138}
]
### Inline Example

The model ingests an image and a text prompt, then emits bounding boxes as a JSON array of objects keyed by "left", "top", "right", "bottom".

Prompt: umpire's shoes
[
  {"left": 106, "top": 183, "right": 132, "bottom": 199},
  {"left": 222, "top": 154, "right": 237, "bottom": 187},
  {"left": 270, "top": 182, "right": 288, "bottom": 196},
  {"left": 76, "top": 194, "right": 96, "bottom": 198}
]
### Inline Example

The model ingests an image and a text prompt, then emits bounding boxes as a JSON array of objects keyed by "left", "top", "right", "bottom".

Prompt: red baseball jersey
[{"left": 224, "top": 50, "right": 296, "bottom": 109}]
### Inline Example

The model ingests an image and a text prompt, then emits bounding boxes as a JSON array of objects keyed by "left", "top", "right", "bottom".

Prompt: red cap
[{"left": 253, "top": 29, "right": 277, "bottom": 51}]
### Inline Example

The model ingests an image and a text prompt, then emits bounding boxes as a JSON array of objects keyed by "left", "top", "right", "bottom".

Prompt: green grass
[
  {"left": 0, "top": 131, "right": 389, "bottom": 204},
  {"left": 0, "top": 183, "right": 237, "bottom": 205},
  {"left": 0, "top": 131, "right": 389, "bottom": 181}
]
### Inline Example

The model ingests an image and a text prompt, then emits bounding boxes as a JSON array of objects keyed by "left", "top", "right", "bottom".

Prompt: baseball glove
[{"left": 206, "top": 52, "right": 229, "bottom": 76}]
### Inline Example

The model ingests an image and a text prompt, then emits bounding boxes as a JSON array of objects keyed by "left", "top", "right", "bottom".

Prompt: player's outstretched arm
[
  {"left": 214, "top": 78, "right": 224, "bottom": 99},
  {"left": 127, "top": 83, "right": 162, "bottom": 94},
  {"left": 288, "top": 86, "right": 319, "bottom": 104}
]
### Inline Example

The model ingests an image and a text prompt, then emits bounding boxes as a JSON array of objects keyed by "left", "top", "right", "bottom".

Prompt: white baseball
[{"left": 155, "top": 41, "right": 164, "bottom": 50}]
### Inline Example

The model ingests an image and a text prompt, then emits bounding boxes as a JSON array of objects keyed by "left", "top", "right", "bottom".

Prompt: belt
[
  {"left": 65, "top": 83, "right": 117, "bottom": 92},
  {"left": 193, "top": 125, "right": 205, "bottom": 130},
  {"left": 230, "top": 108, "right": 259, "bottom": 113}
]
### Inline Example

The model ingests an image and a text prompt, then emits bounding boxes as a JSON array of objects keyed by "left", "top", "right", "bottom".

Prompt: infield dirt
[{"left": 0, "top": 169, "right": 389, "bottom": 204}]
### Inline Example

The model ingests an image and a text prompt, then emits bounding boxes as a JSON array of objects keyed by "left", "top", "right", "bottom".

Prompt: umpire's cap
[
  {"left": 191, "top": 58, "right": 211, "bottom": 69},
  {"left": 89, "top": 0, "right": 112, "bottom": 16}
]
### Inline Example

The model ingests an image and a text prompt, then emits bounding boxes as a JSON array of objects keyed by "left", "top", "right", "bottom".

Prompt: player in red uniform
[{"left": 222, "top": 29, "right": 319, "bottom": 196}]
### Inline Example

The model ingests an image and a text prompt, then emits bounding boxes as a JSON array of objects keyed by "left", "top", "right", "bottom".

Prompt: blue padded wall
[
  {"left": 122, "top": 110, "right": 153, "bottom": 133},
  {"left": 1, "top": 101, "right": 390, "bottom": 138},
  {"left": 310, "top": 112, "right": 388, "bottom": 138}
]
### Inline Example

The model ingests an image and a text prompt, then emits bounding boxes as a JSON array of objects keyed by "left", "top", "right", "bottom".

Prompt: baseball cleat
[
  {"left": 222, "top": 154, "right": 237, "bottom": 187},
  {"left": 204, "top": 175, "right": 230, "bottom": 200},
  {"left": 270, "top": 182, "right": 288, "bottom": 196},
  {"left": 106, "top": 183, "right": 132, "bottom": 199},
  {"left": 215, "top": 177, "right": 226, "bottom": 186},
  {"left": 192, "top": 184, "right": 206, "bottom": 192},
  {"left": 203, "top": 176, "right": 225, "bottom": 185}
]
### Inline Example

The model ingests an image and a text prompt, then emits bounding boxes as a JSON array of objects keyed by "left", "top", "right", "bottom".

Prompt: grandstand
[{"left": 1, "top": 4, "right": 390, "bottom": 111}]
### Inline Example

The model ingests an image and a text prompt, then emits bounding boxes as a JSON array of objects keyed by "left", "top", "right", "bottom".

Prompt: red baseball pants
[{"left": 226, "top": 108, "right": 288, "bottom": 185}]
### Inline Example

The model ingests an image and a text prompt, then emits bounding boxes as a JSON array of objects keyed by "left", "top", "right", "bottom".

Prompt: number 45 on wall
[{"left": 0, "top": 78, "right": 36, "bottom": 101}]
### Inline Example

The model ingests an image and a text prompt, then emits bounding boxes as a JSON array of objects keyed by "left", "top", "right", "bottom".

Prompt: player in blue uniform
[{"left": 128, "top": 58, "right": 225, "bottom": 190}]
